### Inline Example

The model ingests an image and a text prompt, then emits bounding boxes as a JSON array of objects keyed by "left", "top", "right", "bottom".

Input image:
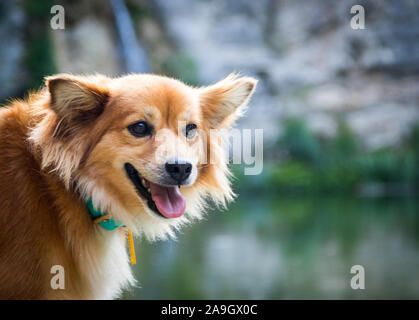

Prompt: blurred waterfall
[{"left": 109, "top": 0, "right": 151, "bottom": 73}]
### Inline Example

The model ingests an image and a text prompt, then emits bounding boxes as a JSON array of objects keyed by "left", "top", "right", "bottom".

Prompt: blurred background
[{"left": 1, "top": 0, "right": 419, "bottom": 299}]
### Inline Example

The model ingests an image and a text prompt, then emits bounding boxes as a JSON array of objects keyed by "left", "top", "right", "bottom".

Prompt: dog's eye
[
  {"left": 128, "top": 121, "right": 152, "bottom": 137},
  {"left": 185, "top": 123, "right": 197, "bottom": 139}
]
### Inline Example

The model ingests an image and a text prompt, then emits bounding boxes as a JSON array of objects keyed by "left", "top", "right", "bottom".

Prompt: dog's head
[{"left": 30, "top": 73, "right": 256, "bottom": 239}]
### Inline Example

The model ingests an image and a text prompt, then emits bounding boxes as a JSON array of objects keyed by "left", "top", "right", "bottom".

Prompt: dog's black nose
[{"left": 165, "top": 161, "right": 192, "bottom": 183}]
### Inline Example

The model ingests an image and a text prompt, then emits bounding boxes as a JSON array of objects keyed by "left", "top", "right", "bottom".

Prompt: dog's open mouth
[{"left": 124, "top": 163, "right": 186, "bottom": 219}]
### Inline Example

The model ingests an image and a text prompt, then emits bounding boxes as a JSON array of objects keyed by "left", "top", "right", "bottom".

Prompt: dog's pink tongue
[{"left": 149, "top": 182, "right": 186, "bottom": 218}]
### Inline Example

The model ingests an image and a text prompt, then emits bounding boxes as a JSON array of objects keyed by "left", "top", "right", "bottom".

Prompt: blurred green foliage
[
  {"left": 237, "top": 118, "right": 419, "bottom": 196},
  {"left": 126, "top": 0, "right": 150, "bottom": 20},
  {"left": 0, "top": 2, "right": 5, "bottom": 21},
  {"left": 162, "top": 51, "right": 199, "bottom": 86},
  {"left": 278, "top": 118, "right": 323, "bottom": 164},
  {"left": 22, "top": 0, "right": 56, "bottom": 90},
  {"left": 25, "top": 33, "right": 56, "bottom": 89}
]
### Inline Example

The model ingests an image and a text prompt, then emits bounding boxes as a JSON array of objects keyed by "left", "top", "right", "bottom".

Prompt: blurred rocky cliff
[{"left": 1, "top": 0, "right": 418, "bottom": 150}]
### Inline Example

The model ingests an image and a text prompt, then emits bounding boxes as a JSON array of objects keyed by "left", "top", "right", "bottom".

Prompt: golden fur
[{"left": 0, "top": 73, "right": 256, "bottom": 299}]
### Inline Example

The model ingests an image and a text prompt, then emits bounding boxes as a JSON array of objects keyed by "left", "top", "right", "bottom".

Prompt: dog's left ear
[
  {"left": 46, "top": 74, "right": 109, "bottom": 136},
  {"left": 199, "top": 74, "right": 257, "bottom": 128}
]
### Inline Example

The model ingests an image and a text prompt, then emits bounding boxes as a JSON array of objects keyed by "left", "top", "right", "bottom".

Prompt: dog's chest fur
[
  {"left": 79, "top": 229, "right": 135, "bottom": 299},
  {"left": 50, "top": 229, "right": 135, "bottom": 299}
]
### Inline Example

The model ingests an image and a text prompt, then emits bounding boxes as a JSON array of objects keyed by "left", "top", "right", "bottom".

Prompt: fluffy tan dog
[{"left": 0, "top": 73, "right": 256, "bottom": 299}]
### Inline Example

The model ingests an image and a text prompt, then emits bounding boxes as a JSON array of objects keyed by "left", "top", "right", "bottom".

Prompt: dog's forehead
[{"left": 110, "top": 75, "right": 200, "bottom": 121}]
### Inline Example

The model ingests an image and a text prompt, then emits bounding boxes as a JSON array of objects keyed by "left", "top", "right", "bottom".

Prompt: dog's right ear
[{"left": 46, "top": 74, "right": 109, "bottom": 136}]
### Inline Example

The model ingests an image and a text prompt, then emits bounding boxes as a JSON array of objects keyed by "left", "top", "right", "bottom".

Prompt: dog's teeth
[
  {"left": 141, "top": 178, "right": 146, "bottom": 186},
  {"left": 147, "top": 188, "right": 151, "bottom": 193}
]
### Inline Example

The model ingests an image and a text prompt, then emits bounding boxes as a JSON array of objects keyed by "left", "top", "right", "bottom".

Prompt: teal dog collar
[{"left": 86, "top": 198, "right": 124, "bottom": 231}]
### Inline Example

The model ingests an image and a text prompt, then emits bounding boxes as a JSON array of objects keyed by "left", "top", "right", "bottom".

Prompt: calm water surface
[{"left": 123, "top": 194, "right": 419, "bottom": 299}]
